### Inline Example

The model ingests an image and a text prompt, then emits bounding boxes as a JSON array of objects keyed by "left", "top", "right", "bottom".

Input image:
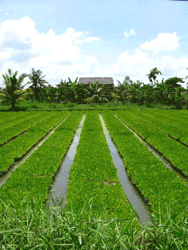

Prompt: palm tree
[
  {"left": 27, "top": 68, "right": 48, "bottom": 102},
  {"left": 146, "top": 67, "right": 162, "bottom": 86},
  {"left": 184, "top": 68, "right": 188, "bottom": 93},
  {"left": 0, "top": 69, "right": 33, "bottom": 110}
]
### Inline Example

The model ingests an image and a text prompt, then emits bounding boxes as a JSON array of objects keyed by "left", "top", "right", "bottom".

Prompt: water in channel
[
  {"left": 99, "top": 113, "right": 153, "bottom": 225},
  {"left": 114, "top": 113, "right": 188, "bottom": 185},
  {"left": 0, "top": 114, "right": 70, "bottom": 188},
  {"left": 48, "top": 113, "right": 86, "bottom": 208}
]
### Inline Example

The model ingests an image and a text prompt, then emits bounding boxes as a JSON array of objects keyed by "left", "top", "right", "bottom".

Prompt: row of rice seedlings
[
  {"left": 115, "top": 110, "right": 188, "bottom": 178},
  {"left": 64, "top": 111, "right": 138, "bottom": 227},
  {"left": 0, "top": 111, "right": 39, "bottom": 131},
  {"left": 0, "top": 111, "right": 31, "bottom": 127},
  {"left": 130, "top": 109, "right": 188, "bottom": 145},
  {"left": 0, "top": 111, "right": 84, "bottom": 212},
  {"left": 0, "top": 112, "right": 49, "bottom": 145},
  {"left": 0, "top": 112, "right": 15, "bottom": 118},
  {"left": 147, "top": 109, "right": 188, "bottom": 121},
  {"left": 101, "top": 110, "right": 188, "bottom": 224},
  {"left": 0, "top": 111, "right": 70, "bottom": 176}
]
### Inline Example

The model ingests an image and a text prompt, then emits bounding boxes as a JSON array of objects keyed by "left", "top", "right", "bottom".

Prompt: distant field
[{"left": 0, "top": 110, "right": 188, "bottom": 225}]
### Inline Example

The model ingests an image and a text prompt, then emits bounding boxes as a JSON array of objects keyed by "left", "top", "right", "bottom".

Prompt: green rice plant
[
  {"left": 0, "top": 111, "right": 83, "bottom": 211},
  {"left": 0, "top": 111, "right": 30, "bottom": 127},
  {"left": 65, "top": 111, "right": 138, "bottom": 227},
  {"left": 115, "top": 110, "right": 188, "bottom": 177},
  {"left": 0, "top": 112, "right": 12, "bottom": 118},
  {"left": 130, "top": 109, "right": 188, "bottom": 145},
  {"left": 147, "top": 109, "right": 188, "bottom": 121},
  {"left": 0, "top": 111, "right": 37, "bottom": 131},
  {"left": 0, "top": 112, "right": 46, "bottom": 145},
  {"left": 101, "top": 110, "right": 188, "bottom": 224},
  {"left": 0, "top": 111, "right": 70, "bottom": 175}
]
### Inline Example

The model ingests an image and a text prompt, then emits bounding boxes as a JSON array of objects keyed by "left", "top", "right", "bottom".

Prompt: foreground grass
[{"left": 0, "top": 198, "right": 188, "bottom": 249}]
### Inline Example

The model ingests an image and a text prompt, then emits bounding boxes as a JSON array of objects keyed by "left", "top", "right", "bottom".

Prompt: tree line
[{"left": 0, "top": 67, "right": 188, "bottom": 110}]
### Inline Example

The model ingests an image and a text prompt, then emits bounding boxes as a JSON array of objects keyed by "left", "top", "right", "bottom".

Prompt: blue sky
[{"left": 0, "top": 0, "right": 188, "bottom": 88}]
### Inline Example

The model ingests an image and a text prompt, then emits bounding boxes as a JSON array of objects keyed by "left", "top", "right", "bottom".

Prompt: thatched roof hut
[{"left": 78, "top": 77, "right": 114, "bottom": 87}]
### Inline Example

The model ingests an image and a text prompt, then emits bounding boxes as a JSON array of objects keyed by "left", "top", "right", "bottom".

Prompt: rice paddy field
[{"left": 0, "top": 109, "right": 188, "bottom": 248}]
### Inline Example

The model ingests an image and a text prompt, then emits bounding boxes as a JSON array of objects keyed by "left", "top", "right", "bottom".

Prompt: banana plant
[
  {"left": 57, "top": 77, "right": 90, "bottom": 103},
  {"left": 116, "top": 76, "right": 134, "bottom": 102}
]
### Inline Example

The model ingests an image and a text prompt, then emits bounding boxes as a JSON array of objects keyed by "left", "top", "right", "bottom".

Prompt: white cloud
[
  {"left": 0, "top": 16, "right": 102, "bottom": 87},
  {"left": 101, "top": 49, "right": 188, "bottom": 87},
  {"left": 100, "top": 32, "right": 187, "bottom": 87},
  {"left": 0, "top": 16, "right": 35, "bottom": 47},
  {"left": 124, "top": 28, "right": 137, "bottom": 38},
  {"left": 64, "top": 28, "right": 101, "bottom": 44},
  {"left": 139, "top": 32, "right": 180, "bottom": 55},
  {"left": 0, "top": 17, "right": 188, "bottom": 89}
]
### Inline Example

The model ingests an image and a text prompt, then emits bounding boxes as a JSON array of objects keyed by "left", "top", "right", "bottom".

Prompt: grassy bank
[{"left": 0, "top": 100, "right": 181, "bottom": 111}]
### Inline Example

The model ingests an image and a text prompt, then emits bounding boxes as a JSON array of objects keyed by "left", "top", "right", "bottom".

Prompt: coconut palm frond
[
  {"left": 18, "top": 73, "right": 28, "bottom": 86},
  {"left": 8, "top": 68, "right": 12, "bottom": 77},
  {"left": 2, "top": 73, "right": 11, "bottom": 86},
  {"left": 22, "top": 81, "right": 32, "bottom": 89},
  {"left": 1, "top": 68, "right": 32, "bottom": 109}
]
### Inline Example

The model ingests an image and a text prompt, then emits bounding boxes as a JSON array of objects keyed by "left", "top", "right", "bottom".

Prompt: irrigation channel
[
  {"left": 113, "top": 113, "right": 188, "bottom": 186},
  {"left": 0, "top": 113, "right": 70, "bottom": 188},
  {"left": 48, "top": 112, "right": 153, "bottom": 225},
  {"left": 48, "top": 113, "right": 86, "bottom": 208}
]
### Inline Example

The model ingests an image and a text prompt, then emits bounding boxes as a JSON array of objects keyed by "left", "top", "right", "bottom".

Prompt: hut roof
[{"left": 78, "top": 77, "right": 114, "bottom": 85}]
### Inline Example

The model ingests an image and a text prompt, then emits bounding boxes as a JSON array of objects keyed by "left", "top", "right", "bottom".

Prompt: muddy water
[
  {"left": 0, "top": 114, "right": 70, "bottom": 188},
  {"left": 99, "top": 113, "right": 153, "bottom": 225},
  {"left": 48, "top": 113, "right": 86, "bottom": 208},
  {"left": 114, "top": 113, "right": 188, "bottom": 186}
]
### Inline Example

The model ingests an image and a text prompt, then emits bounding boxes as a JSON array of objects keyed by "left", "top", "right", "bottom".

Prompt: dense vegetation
[{"left": 0, "top": 67, "right": 188, "bottom": 110}]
